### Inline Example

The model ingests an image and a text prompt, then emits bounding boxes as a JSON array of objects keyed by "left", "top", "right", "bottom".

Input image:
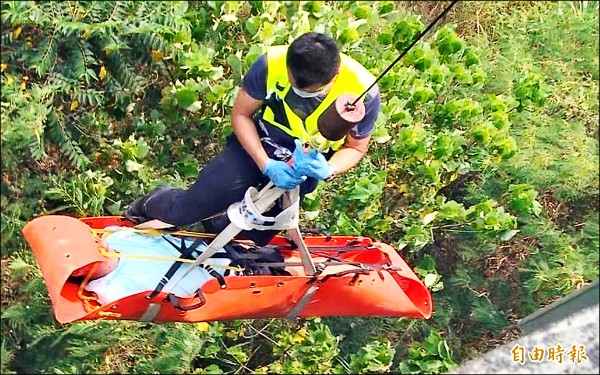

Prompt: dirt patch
[
  {"left": 437, "top": 171, "right": 479, "bottom": 203},
  {"left": 21, "top": 145, "right": 69, "bottom": 179},
  {"left": 401, "top": 1, "right": 459, "bottom": 23},
  {"left": 539, "top": 189, "right": 571, "bottom": 226},
  {"left": 1, "top": 259, "right": 14, "bottom": 308},
  {"left": 430, "top": 233, "right": 461, "bottom": 276},
  {"left": 0, "top": 258, "right": 25, "bottom": 310},
  {"left": 460, "top": 318, "right": 523, "bottom": 360},
  {"left": 96, "top": 342, "right": 157, "bottom": 374},
  {"left": 485, "top": 236, "right": 539, "bottom": 281},
  {"left": 539, "top": 189, "right": 598, "bottom": 230}
]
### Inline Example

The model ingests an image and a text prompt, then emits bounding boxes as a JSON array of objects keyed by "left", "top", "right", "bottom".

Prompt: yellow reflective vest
[{"left": 262, "top": 45, "right": 375, "bottom": 151}]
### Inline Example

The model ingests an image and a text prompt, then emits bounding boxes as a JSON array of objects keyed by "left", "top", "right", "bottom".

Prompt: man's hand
[
  {"left": 263, "top": 159, "right": 305, "bottom": 189},
  {"left": 292, "top": 139, "right": 332, "bottom": 180}
]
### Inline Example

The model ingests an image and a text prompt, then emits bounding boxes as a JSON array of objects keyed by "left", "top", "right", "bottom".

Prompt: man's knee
[{"left": 165, "top": 198, "right": 209, "bottom": 227}]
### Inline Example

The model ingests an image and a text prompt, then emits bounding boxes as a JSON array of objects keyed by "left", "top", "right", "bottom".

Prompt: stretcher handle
[{"left": 166, "top": 290, "right": 206, "bottom": 311}]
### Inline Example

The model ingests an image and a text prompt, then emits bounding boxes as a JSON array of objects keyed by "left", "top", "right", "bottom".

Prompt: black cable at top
[{"left": 349, "top": 0, "right": 459, "bottom": 107}]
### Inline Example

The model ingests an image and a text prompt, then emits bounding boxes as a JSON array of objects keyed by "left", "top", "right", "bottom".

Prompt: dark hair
[{"left": 286, "top": 32, "right": 340, "bottom": 89}]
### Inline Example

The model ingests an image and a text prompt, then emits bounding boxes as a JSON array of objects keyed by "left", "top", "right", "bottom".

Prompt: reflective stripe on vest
[{"left": 263, "top": 45, "right": 374, "bottom": 151}]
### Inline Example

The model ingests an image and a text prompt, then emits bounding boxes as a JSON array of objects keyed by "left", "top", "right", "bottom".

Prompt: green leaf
[
  {"left": 353, "top": 5, "right": 370, "bottom": 19},
  {"left": 492, "top": 136, "right": 518, "bottom": 158},
  {"left": 203, "top": 364, "right": 224, "bottom": 374},
  {"left": 417, "top": 254, "right": 437, "bottom": 273},
  {"left": 107, "top": 200, "right": 122, "bottom": 215},
  {"left": 338, "top": 28, "right": 360, "bottom": 44},
  {"left": 490, "top": 111, "right": 511, "bottom": 130},
  {"left": 175, "top": 89, "right": 197, "bottom": 108},
  {"left": 125, "top": 160, "right": 143, "bottom": 172},
  {"left": 438, "top": 201, "right": 467, "bottom": 221},
  {"left": 372, "top": 124, "right": 392, "bottom": 144},
  {"left": 473, "top": 122, "right": 497, "bottom": 144},
  {"left": 245, "top": 17, "right": 259, "bottom": 35},
  {"left": 422, "top": 211, "right": 438, "bottom": 226},
  {"left": 185, "top": 101, "right": 203, "bottom": 112},
  {"left": 136, "top": 138, "right": 149, "bottom": 159},
  {"left": 379, "top": 1, "right": 394, "bottom": 14},
  {"left": 8, "top": 258, "right": 29, "bottom": 274},
  {"left": 227, "top": 53, "right": 243, "bottom": 83},
  {"left": 424, "top": 273, "right": 439, "bottom": 288},
  {"left": 422, "top": 359, "right": 445, "bottom": 372},
  {"left": 463, "top": 47, "right": 480, "bottom": 66},
  {"left": 303, "top": 210, "right": 320, "bottom": 221},
  {"left": 412, "top": 86, "right": 436, "bottom": 103},
  {"left": 378, "top": 32, "right": 393, "bottom": 45},
  {"left": 428, "top": 64, "right": 447, "bottom": 84},
  {"left": 498, "top": 229, "right": 520, "bottom": 242},
  {"left": 438, "top": 339, "right": 452, "bottom": 361}
]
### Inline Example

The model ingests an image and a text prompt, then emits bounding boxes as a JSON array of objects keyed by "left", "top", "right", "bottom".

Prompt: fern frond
[
  {"left": 73, "top": 88, "right": 104, "bottom": 108},
  {"left": 105, "top": 1, "right": 129, "bottom": 23},
  {"left": 29, "top": 133, "right": 47, "bottom": 161},
  {"left": 104, "top": 77, "right": 128, "bottom": 107},
  {"left": 137, "top": 32, "right": 182, "bottom": 62},
  {"left": 47, "top": 72, "right": 78, "bottom": 93},
  {"left": 65, "top": 40, "right": 87, "bottom": 79},
  {"left": 1, "top": 1, "right": 32, "bottom": 25},
  {"left": 56, "top": 20, "right": 87, "bottom": 38},
  {"left": 46, "top": 113, "right": 91, "bottom": 169},
  {"left": 102, "top": 46, "right": 138, "bottom": 90},
  {"left": 32, "top": 31, "right": 58, "bottom": 77},
  {"left": 1, "top": 340, "right": 16, "bottom": 375}
]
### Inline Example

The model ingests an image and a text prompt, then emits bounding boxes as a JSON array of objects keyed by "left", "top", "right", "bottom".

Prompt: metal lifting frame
[{"left": 137, "top": 183, "right": 317, "bottom": 298}]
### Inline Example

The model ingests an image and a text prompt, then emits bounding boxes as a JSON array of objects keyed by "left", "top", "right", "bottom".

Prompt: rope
[{"left": 350, "top": 0, "right": 459, "bottom": 106}]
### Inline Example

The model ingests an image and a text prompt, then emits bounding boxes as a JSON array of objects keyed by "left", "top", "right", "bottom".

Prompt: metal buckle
[{"left": 303, "top": 129, "right": 332, "bottom": 153}]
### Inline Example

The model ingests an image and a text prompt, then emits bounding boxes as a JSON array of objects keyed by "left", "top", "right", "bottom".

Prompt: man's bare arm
[
  {"left": 231, "top": 89, "right": 270, "bottom": 171},
  {"left": 326, "top": 133, "right": 371, "bottom": 174}
]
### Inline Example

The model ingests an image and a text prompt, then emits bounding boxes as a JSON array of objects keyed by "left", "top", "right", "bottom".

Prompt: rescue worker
[{"left": 125, "top": 32, "right": 381, "bottom": 245}]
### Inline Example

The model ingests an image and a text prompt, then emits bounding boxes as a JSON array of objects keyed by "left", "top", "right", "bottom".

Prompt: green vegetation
[{"left": 1, "top": 1, "right": 598, "bottom": 374}]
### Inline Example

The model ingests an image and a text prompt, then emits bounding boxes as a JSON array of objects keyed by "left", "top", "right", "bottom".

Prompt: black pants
[{"left": 143, "top": 135, "right": 318, "bottom": 245}]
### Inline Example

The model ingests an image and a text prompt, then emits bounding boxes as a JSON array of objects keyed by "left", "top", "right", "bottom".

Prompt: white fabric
[
  {"left": 227, "top": 186, "right": 299, "bottom": 231},
  {"left": 85, "top": 228, "right": 232, "bottom": 305}
]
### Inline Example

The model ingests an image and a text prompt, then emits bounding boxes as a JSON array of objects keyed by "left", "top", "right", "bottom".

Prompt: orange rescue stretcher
[{"left": 22, "top": 185, "right": 433, "bottom": 324}]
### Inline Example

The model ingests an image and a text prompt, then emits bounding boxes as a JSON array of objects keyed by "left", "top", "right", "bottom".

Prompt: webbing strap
[
  {"left": 146, "top": 237, "right": 206, "bottom": 300},
  {"left": 287, "top": 284, "right": 319, "bottom": 320},
  {"left": 200, "top": 264, "right": 227, "bottom": 288},
  {"left": 286, "top": 226, "right": 317, "bottom": 275},
  {"left": 139, "top": 303, "right": 161, "bottom": 322},
  {"left": 281, "top": 188, "right": 317, "bottom": 275},
  {"left": 93, "top": 227, "right": 257, "bottom": 246}
]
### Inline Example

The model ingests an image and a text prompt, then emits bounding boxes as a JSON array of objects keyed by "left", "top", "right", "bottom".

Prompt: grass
[{"left": 419, "top": 0, "right": 600, "bottom": 366}]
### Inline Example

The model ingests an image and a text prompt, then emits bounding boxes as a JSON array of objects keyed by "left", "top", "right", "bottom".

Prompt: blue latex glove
[
  {"left": 292, "top": 139, "right": 331, "bottom": 180},
  {"left": 263, "top": 159, "right": 305, "bottom": 190}
]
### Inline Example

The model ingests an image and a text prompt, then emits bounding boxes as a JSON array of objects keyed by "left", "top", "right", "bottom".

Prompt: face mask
[{"left": 291, "top": 85, "right": 325, "bottom": 98}]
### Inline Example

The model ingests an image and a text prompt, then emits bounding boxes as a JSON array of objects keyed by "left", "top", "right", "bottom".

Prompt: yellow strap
[
  {"left": 91, "top": 228, "right": 212, "bottom": 237},
  {"left": 77, "top": 262, "right": 101, "bottom": 312},
  {"left": 90, "top": 227, "right": 255, "bottom": 245},
  {"left": 97, "top": 311, "right": 122, "bottom": 318},
  {"left": 97, "top": 245, "right": 244, "bottom": 272}
]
